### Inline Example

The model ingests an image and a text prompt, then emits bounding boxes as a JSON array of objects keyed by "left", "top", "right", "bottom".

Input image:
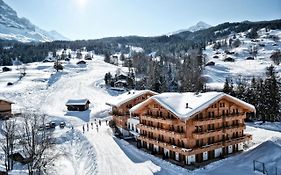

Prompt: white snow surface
[
  {"left": 0, "top": 54, "right": 281, "bottom": 175},
  {"left": 203, "top": 29, "right": 281, "bottom": 89}
]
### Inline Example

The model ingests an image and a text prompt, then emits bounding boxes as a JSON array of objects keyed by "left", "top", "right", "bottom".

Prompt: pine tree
[
  {"left": 263, "top": 65, "right": 280, "bottom": 121},
  {"left": 104, "top": 53, "right": 111, "bottom": 63},
  {"left": 223, "top": 78, "right": 230, "bottom": 94}
]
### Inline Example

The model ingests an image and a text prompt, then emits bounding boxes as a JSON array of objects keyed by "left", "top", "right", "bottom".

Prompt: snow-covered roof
[
  {"left": 66, "top": 99, "right": 90, "bottom": 106},
  {"left": 130, "top": 92, "right": 255, "bottom": 121},
  {"left": 106, "top": 90, "right": 158, "bottom": 107},
  {"left": 0, "top": 98, "right": 14, "bottom": 104}
]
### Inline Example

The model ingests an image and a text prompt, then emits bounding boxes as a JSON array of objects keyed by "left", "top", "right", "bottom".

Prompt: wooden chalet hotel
[
  {"left": 129, "top": 92, "right": 255, "bottom": 165},
  {"left": 106, "top": 90, "right": 158, "bottom": 136}
]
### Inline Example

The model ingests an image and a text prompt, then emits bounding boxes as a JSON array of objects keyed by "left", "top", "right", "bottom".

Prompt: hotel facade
[
  {"left": 106, "top": 90, "right": 158, "bottom": 136},
  {"left": 130, "top": 92, "right": 255, "bottom": 164}
]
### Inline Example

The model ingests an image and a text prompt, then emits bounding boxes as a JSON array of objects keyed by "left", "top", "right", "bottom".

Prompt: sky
[{"left": 4, "top": 0, "right": 281, "bottom": 40}]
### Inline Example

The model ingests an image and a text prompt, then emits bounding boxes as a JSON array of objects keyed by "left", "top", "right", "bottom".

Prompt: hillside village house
[
  {"left": 130, "top": 92, "right": 255, "bottom": 164},
  {"left": 66, "top": 99, "right": 90, "bottom": 111},
  {"left": 106, "top": 90, "right": 158, "bottom": 136},
  {"left": 0, "top": 99, "right": 14, "bottom": 119}
]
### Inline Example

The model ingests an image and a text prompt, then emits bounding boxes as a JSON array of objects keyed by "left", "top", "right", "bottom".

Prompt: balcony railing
[
  {"left": 137, "top": 124, "right": 185, "bottom": 139},
  {"left": 141, "top": 115, "right": 174, "bottom": 125},
  {"left": 193, "top": 116, "right": 223, "bottom": 125},
  {"left": 223, "top": 124, "right": 245, "bottom": 133},
  {"left": 193, "top": 124, "right": 245, "bottom": 139},
  {"left": 138, "top": 134, "right": 251, "bottom": 156},
  {"left": 193, "top": 128, "right": 223, "bottom": 139},
  {"left": 194, "top": 112, "right": 246, "bottom": 125}
]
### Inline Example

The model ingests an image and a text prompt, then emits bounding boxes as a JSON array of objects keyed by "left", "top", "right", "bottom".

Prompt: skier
[
  {"left": 105, "top": 120, "right": 108, "bottom": 125},
  {"left": 99, "top": 120, "right": 101, "bottom": 126},
  {"left": 91, "top": 122, "right": 93, "bottom": 129},
  {"left": 82, "top": 125, "right": 85, "bottom": 133},
  {"left": 87, "top": 123, "right": 89, "bottom": 131}
]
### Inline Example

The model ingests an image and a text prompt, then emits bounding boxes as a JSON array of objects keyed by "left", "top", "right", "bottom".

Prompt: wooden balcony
[
  {"left": 223, "top": 113, "right": 246, "bottom": 122},
  {"left": 138, "top": 134, "right": 252, "bottom": 156},
  {"left": 223, "top": 134, "right": 252, "bottom": 147},
  {"left": 193, "top": 116, "right": 223, "bottom": 126},
  {"left": 193, "top": 128, "right": 223, "bottom": 139},
  {"left": 193, "top": 113, "right": 246, "bottom": 126},
  {"left": 223, "top": 124, "right": 246, "bottom": 134},
  {"left": 193, "top": 124, "right": 245, "bottom": 139},
  {"left": 141, "top": 115, "right": 174, "bottom": 125},
  {"left": 137, "top": 124, "right": 185, "bottom": 139}
]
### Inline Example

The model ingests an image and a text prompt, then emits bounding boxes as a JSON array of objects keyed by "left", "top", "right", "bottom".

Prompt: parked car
[
  {"left": 45, "top": 123, "right": 51, "bottom": 129},
  {"left": 59, "top": 121, "right": 66, "bottom": 128},
  {"left": 50, "top": 122, "right": 56, "bottom": 128}
]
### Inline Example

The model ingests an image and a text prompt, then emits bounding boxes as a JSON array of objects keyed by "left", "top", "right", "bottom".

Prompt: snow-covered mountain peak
[
  {"left": 166, "top": 21, "right": 212, "bottom": 36},
  {"left": 0, "top": 0, "right": 69, "bottom": 42},
  {"left": 187, "top": 21, "right": 212, "bottom": 32}
]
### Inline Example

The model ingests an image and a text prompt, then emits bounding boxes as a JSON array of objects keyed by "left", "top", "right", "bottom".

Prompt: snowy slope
[
  {"left": 1, "top": 54, "right": 281, "bottom": 174},
  {"left": 203, "top": 28, "right": 281, "bottom": 89},
  {"left": 0, "top": 0, "right": 68, "bottom": 42}
]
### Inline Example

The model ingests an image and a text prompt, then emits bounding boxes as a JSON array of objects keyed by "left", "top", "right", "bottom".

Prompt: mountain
[
  {"left": 0, "top": 0, "right": 69, "bottom": 42},
  {"left": 166, "top": 21, "right": 212, "bottom": 36},
  {"left": 187, "top": 21, "right": 212, "bottom": 32}
]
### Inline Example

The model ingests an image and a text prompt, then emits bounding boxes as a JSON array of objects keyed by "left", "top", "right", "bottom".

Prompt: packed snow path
[{"left": 82, "top": 122, "right": 191, "bottom": 175}]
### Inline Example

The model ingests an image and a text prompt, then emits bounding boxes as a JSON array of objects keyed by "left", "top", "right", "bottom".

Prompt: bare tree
[
  {"left": 19, "top": 113, "right": 55, "bottom": 175},
  {"left": 0, "top": 118, "right": 17, "bottom": 172}
]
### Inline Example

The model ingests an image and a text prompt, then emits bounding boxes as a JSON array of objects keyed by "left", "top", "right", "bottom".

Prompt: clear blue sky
[{"left": 4, "top": 0, "right": 281, "bottom": 40}]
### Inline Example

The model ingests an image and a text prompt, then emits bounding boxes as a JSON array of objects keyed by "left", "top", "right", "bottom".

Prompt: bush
[
  {"left": 232, "top": 39, "right": 241, "bottom": 48},
  {"left": 223, "top": 57, "right": 235, "bottom": 62},
  {"left": 270, "top": 50, "right": 281, "bottom": 65},
  {"left": 2, "top": 67, "right": 11, "bottom": 72},
  {"left": 246, "top": 57, "right": 254, "bottom": 60},
  {"left": 205, "top": 61, "right": 215, "bottom": 66},
  {"left": 54, "top": 62, "right": 63, "bottom": 71}
]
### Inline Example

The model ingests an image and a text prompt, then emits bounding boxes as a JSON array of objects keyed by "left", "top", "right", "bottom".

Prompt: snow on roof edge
[
  {"left": 106, "top": 90, "right": 158, "bottom": 107},
  {"left": 66, "top": 99, "right": 90, "bottom": 106},
  {"left": 0, "top": 98, "right": 15, "bottom": 104},
  {"left": 130, "top": 92, "right": 256, "bottom": 121}
]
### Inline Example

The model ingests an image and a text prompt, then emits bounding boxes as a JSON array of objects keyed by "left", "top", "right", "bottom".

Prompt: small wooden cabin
[
  {"left": 0, "top": 99, "right": 14, "bottom": 119},
  {"left": 66, "top": 99, "right": 90, "bottom": 111}
]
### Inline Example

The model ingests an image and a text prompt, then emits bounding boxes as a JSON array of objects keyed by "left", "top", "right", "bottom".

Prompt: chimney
[{"left": 186, "top": 103, "right": 189, "bottom": 108}]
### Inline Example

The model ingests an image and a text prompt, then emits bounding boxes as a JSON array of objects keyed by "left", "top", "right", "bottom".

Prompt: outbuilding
[{"left": 66, "top": 99, "right": 90, "bottom": 111}]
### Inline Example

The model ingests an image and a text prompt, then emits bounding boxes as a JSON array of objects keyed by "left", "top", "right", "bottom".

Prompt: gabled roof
[
  {"left": 106, "top": 90, "right": 158, "bottom": 107},
  {"left": 66, "top": 99, "right": 90, "bottom": 106},
  {"left": 130, "top": 92, "right": 256, "bottom": 121}
]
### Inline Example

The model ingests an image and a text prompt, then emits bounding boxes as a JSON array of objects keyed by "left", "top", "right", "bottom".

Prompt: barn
[{"left": 66, "top": 99, "right": 90, "bottom": 111}]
